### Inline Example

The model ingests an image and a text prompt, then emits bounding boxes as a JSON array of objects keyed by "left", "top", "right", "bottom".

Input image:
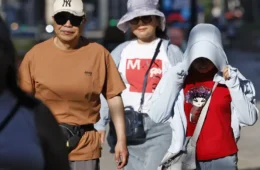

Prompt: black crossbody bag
[{"left": 109, "top": 39, "right": 163, "bottom": 141}]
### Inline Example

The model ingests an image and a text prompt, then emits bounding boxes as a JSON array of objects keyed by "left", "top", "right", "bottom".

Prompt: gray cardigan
[{"left": 94, "top": 39, "right": 184, "bottom": 130}]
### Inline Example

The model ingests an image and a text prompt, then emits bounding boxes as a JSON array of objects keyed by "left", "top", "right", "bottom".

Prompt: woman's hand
[
  {"left": 223, "top": 66, "right": 231, "bottom": 80},
  {"left": 97, "top": 130, "right": 106, "bottom": 144}
]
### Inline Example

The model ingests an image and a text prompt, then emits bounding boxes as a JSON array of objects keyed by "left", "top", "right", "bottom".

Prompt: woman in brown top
[{"left": 18, "top": 0, "right": 128, "bottom": 169}]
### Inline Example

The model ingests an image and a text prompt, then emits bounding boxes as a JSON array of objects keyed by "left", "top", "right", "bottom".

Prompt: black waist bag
[
  {"left": 109, "top": 40, "right": 163, "bottom": 142},
  {"left": 59, "top": 123, "right": 95, "bottom": 153}
]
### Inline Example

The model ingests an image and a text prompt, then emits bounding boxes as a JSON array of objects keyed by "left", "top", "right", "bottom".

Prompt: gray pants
[
  {"left": 70, "top": 159, "right": 100, "bottom": 170},
  {"left": 124, "top": 116, "right": 172, "bottom": 170},
  {"left": 197, "top": 154, "right": 238, "bottom": 170}
]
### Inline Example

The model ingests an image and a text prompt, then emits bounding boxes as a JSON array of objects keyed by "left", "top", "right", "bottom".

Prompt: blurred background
[
  {"left": 1, "top": 0, "right": 260, "bottom": 169},
  {"left": 1, "top": 0, "right": 258, "bottom": 56}
]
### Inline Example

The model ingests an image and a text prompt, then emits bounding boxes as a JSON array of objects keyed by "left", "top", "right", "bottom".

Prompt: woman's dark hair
[
  {"left": 155, "top": 16, "right": 168, "bottom": 39},
  {"left": 0, "top": 17, "right": 17, "bottom": 89},
  {"left": 155, "top": 27, "right": 168, "bottom": 39},
  {"left": 0, "top": 16, "right": 37, "bottom": 108}
]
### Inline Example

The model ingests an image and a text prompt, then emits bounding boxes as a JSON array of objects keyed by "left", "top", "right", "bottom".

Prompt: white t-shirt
[{"left": 118, "top": 39, "right": 172, "bottom": 113}]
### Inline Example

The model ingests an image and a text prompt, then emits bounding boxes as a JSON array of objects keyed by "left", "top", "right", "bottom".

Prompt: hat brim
[
  {"left": 117, "top": 8, "right": 165, "bottom": 33},
  {"left": 53, "top": 9, "right": 85, "bottom": 17}
]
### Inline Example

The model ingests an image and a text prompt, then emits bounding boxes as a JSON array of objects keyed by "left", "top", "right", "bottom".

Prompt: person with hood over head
[
  {"left": 148, "top": 23, "right": 259, "bottom": 170},
  {"left": 97, "top": 0, "right": 184, "bottom": 169}
]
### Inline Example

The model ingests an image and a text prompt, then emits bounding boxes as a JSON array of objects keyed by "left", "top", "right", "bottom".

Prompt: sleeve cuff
[{"left": 94, "top": 121, "right": 107, "bottom": 131}]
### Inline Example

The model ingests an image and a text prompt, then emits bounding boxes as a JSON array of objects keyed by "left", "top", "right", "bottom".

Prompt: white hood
[{"left": 184, "top": 24, "right": 228, "bottom": 71}]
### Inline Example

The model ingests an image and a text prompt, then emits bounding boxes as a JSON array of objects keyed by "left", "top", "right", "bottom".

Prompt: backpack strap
[{"left": 0, "top": 101, "right": 20, "bottom": 132}]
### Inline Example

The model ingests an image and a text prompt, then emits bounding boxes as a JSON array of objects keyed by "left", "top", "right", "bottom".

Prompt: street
[
  {"left": 227, "top": 50, "right": 260, "bottom": 170},
  {"left": 99, "top": 49, "right": 260, "bottom": 170}
]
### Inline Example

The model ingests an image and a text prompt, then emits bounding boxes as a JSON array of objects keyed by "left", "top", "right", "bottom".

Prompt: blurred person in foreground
[
  {"left": 0, "top": 15, "right": 70, "bottom": 170},
  {"left": 18, "top": 0, "right": 128, "bottom": 169}
]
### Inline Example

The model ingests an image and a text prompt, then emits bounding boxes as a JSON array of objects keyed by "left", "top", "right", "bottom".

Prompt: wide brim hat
[{"left": 117, "top": 0, "right": 166, "bottom": 33}]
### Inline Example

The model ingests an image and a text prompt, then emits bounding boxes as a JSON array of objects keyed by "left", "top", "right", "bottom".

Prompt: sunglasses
[
  {"left": 129, "top": 16, "right": 153, "bottom": 25},
  {"left": 54, "top": 12, "right": 84, "bottom": 27}
]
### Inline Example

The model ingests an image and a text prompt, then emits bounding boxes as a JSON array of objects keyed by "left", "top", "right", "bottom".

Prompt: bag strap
[
  {"left": 0, "top": 101, "right": 20, "bottom": 132},
  {"left": 139, "top": 39, "right": 163, "bottom": 112},
  {"left": 190, "top": 82, "right": 218, "bottom": 147}
]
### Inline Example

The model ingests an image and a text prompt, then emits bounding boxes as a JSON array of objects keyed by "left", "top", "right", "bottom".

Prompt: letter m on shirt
[{"left": 127, "top": 59, "right": 141, "bottom": 70}]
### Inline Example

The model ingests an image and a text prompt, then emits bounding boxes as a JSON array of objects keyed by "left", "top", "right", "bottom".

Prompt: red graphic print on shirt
[
  {"left": 126, "top": 58, "right": 162, "bottom": 93},
  {"left": 185, "top": 86, "right": 212, "bottom": 123}
]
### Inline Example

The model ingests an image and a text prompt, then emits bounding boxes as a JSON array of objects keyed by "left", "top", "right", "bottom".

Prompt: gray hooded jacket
[{"left": 148, "top": 24, "right": 259, "bottom": 154}]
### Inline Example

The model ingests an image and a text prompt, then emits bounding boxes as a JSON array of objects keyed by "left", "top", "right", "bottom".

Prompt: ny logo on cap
[{"left": 63, "top": 0, "right": 71, "bottom": 7}]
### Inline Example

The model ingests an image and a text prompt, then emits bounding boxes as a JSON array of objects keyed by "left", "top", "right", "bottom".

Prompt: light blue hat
[{"left": 117, "top": 0, "right": 166, "bottom": 32}]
